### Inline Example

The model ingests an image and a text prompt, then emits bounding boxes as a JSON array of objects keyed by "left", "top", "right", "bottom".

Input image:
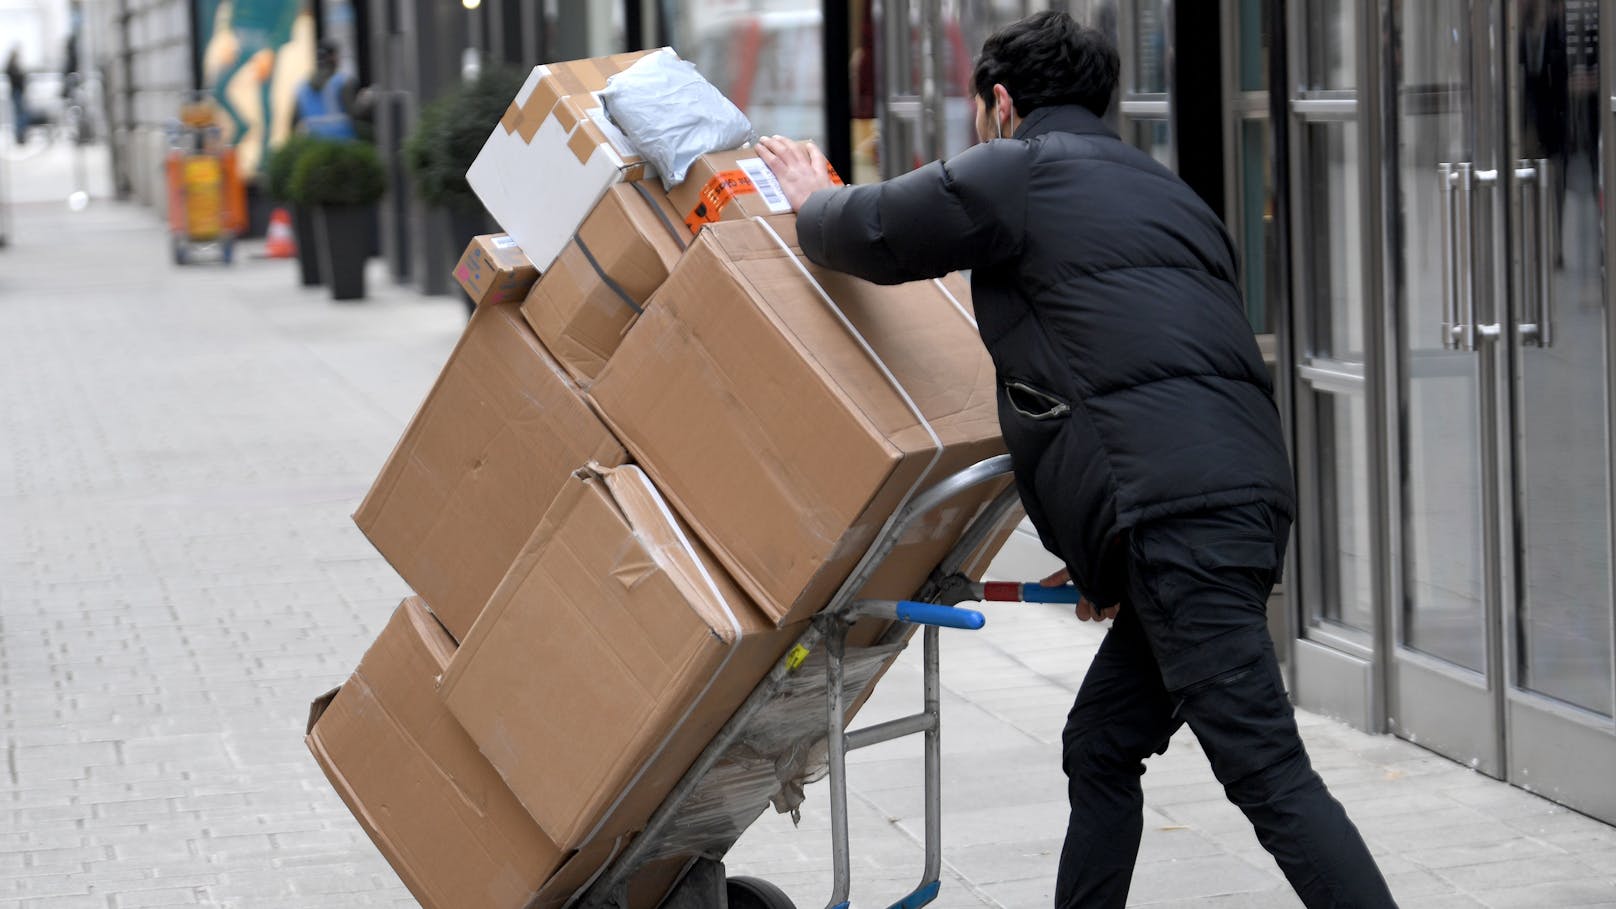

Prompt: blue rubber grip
[
  {"left": 886, "top": 880, "right": 942, "bottom": 908},
  {"left": 896, "top": 601, "right": 986, "bottom": 630},
  {"left": 1018, "top": 583, "right": 1082, "bottom": 604}
]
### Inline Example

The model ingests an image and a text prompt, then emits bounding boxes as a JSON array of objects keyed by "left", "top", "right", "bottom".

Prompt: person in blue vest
[{"left": 293, "top": 42, "right": 357, "bottom": 141}]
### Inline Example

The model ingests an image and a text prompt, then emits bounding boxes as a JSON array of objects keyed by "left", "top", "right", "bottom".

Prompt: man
[
  {"left": 759, "top": 11, "right": 1396, "bottom": 909},
  {"left": 6, "top": 46, "right": 27, "bottom": 145},
  {"left": 293, "top": 41, "right": 358, "bottom": 142}
]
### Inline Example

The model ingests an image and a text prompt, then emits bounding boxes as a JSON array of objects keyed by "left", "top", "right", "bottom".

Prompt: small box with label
[{"left": 454, "top": 234, "right": 542, "bottom": 308}]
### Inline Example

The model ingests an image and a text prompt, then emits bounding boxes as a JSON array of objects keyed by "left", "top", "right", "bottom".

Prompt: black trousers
[{"left": 1053, "top": 504, "right": 1397, "bottom": 908}]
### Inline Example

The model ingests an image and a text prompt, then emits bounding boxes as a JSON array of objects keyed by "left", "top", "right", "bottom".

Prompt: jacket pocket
[
  {"left": 1004, "top": 379, "right": 1071, "bottom": 421},
  {"left": 1192, "top": 537, "right": 1278, "bottom": 572}
]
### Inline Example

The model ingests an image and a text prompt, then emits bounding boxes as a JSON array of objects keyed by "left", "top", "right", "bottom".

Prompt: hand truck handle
[
  {"left": 894, "top": 601, "right": 986, "bottom": 630},
  {"left": 979, "top": 581, "right": 1083, "bottom": 604}
]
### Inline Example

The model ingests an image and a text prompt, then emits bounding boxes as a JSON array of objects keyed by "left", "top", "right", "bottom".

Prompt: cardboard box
[
  {"left": 306, "top": 597, "right": 563, "bottom": 909},
  {"left": 647, "top": 147, "right": 843, "bottom": 239},
  {"left": 521, "top": 183, "right": 687, "bottom": 383},
  {"left": 467, "top": 50, "right": 660, "bottom": 271},
  {"left": 354, "top": 303, "right": 628, "bottom": 641},
  {"left": 455, "top": 234, "right": 540, "bottom": 308},
  {"left": 439, "top": 464, "right": 803, "bottom": 852},
  {"left": 589, "top": 216, "right": 1007, "bottom": 626}
]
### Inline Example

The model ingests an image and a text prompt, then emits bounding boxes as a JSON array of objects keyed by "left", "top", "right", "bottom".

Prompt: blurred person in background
[
  {"left": 760, "top": 11, "right": 1396, "bottom": 909},
  {"left": 6, "top": 46, "right": 26, "bottom": 143},
  {"left": 293, "top": 41, "right": 357, "bottom": 141}
]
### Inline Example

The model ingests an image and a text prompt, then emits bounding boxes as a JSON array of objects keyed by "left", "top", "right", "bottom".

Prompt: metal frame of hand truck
[{"left": 570, "top": 454, "right": 1080, "bottom": 909}]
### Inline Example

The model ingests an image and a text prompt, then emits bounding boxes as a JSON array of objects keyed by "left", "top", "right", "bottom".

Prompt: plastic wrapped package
[
  {"left": 600, "top": 49, "right": 755, "bottom": 190},
  {"left": 641, "top": 641, "right": 907, "bottom": 862}
]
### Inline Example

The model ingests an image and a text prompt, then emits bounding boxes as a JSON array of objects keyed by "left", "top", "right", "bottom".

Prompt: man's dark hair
[{"left": 972, "top": 10, "right": 1120, "bottom": 119}]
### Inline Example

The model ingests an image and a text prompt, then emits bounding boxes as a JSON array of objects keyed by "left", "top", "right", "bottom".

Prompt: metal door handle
[
  {"left": 1514, "top": 162, "right": 1541, "bottom": 344},
  {"left": 1455, "top": 163, "right": 1478, "bottom": 350},
  {"left": 1534, "top": 157, "right": 1555, "bottom": 347},
  {"left": 1439, "top": 162, "right": 1459, "bottom": 350}
]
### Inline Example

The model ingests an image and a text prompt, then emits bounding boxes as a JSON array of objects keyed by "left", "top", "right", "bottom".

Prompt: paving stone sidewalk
[{"left": 2, "top": 195, "right": 1614, "bottom": 908}]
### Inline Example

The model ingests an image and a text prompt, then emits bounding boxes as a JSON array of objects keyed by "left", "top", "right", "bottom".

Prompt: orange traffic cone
[{"left": 265, "top": 207, "right": 297, "bottom": 259}]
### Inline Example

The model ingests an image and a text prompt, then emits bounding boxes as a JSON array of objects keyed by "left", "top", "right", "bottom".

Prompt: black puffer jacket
[{"left": 798, "top": 104, "right": 1295, "bottom": 605}]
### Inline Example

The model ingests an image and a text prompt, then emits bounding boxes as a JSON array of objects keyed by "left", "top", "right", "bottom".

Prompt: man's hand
[
  {"left": 757, "top": 135, "right": 836, "bottom": 211},
  {"left": 1040, "top": 567, "right": 1119, "bottom": 623}
]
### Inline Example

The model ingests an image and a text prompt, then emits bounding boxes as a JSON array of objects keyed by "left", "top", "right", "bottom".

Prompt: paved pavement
[{"left": 2, "top": 186, "right": 1615, "bottom": 908}]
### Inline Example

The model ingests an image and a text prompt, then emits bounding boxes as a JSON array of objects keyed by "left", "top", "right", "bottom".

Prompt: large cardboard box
[
  {"left": 439, "top": 464, "right": 803, "bottom": 852},
  {"left": 455, "top": 234, "right": 540, "bottom": 308},
  {"left": 520, "top": 183, "right": 687, "bottom": 383},
  {"left": 354, "top": 303, "right": 628, "bottom": 641},
  {"left": 306, "top": 597, "right": 563, "bottom": 909},
  {"left": 647, "top": 147, "right": 842, "bottom": 239},
  {"left": 467, "top": 51, "right": 659, "bottom": 271},
  {"left": 589, "top": 216, "right": 1007, "bottom": 626}
]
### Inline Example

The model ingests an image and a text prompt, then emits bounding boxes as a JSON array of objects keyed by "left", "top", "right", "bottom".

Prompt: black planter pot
[
  {"left": 292, "top": 206, "right": 322, "bottom": 287},
  {"left": 314, "top": 204, "right": 374, "bottom": 301},
  {"left": 449, "top": 207, "right": 490, "bottom": 315}
]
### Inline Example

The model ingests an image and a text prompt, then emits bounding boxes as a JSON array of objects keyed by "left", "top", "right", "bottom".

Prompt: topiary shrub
[
  {"left": 264, "top": 134, "right": 322, "bottom": 203},
  {"left": 289, "top": 140, "right": 388, "bottom": 208},
  {"left": 403, "top": 67, "right": 526, "bottom": 212}
]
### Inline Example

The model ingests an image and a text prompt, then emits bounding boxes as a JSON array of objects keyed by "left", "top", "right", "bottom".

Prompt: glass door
[
  {"left": 1504, "top": 0, "right": 1616, "bottom": 821},
  {"left": 1391, "top": 0, "right": 1616, "bottom": 821},
  {"left": 1388, "top": 0, "right": 1503, "bottom": 775}
]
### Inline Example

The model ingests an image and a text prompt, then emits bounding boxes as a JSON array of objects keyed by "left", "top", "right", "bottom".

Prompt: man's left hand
[
  {"left": 1040, "top": 567, "right": 1118, "bottom": 623},
  {"left": 757, "top": 135, "right": 836, "bottom": 211}
]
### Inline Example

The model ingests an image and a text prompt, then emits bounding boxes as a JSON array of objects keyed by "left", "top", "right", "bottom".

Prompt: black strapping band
[
  {"left": 631, "top": 180, "right": 690, "bottom": 250},
  {"left": 574, "top": 235, "right": 644, "bottom": 315}
]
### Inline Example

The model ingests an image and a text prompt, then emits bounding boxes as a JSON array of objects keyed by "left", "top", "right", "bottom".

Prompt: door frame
[{"left": 1284, "top": 0, "right": 1392, "bottom": 735}]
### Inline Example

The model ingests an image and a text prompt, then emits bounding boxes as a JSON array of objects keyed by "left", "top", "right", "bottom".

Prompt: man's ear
[{"left": 993, "top": 83, "right": 1015, "bottom": 126}]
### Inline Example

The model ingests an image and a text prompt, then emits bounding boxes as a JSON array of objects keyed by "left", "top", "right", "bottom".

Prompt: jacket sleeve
[{"left": 796, "top": 140, "right": 1031, "bottom": 285}]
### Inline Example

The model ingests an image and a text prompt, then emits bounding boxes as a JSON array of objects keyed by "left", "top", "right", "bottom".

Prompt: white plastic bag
[{"left": 600, "top": 49, "right": 755, "bottom": 190}]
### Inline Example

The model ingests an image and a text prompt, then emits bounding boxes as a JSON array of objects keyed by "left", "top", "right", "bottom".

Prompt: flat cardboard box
[
  {"left": 521, "top": 183, "right": 687, "bottom": 383},
  {"left": 467, "top": 50, "right": 660, "bottom": 271},
  {"left": 354, "top": 303, "right": 628, "bottom": 641},
  {"left": 439, "top": 465, "right": 803, "bottom": 852},
  {"left": 589, "top": 216, "right": 1007, "bottom": 626},
  {"left": 306, "top": 597, "right": 563, "bottom": 909},
  {"left": 647, "top": 147, "right": 843, "bottom": 239},
  {"left": 455, "top": 234, "right": 540, "bottom": 308}
]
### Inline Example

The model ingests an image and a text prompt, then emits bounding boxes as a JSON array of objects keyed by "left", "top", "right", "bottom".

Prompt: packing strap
[
  {"left": 631, "top": 181, "right": 690, "bottom": 250},
  {"left": 572, "top": 465, "right": 745, "bottom": 849},
  {"left": 931, "top": 278, "right": 977, "bottom": 331},
  {"left": 749, "top": 217, "right": 946, "bottom": 561},
  {"left": 573, "top": 234, "right": 644, "bottom": 315}
]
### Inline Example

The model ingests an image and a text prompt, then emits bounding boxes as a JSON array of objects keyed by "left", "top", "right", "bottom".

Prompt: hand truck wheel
[{"left": 725, "top": 876, "right": 797, "bottom": 909}]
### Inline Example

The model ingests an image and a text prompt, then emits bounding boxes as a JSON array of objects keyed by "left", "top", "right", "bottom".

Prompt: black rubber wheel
[{"left": 725, "top": 876, "right": 797, "bottom": 909}]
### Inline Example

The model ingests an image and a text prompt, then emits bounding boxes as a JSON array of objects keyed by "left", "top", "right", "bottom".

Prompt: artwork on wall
[{"left": 196, "top": 0, "right": 316, "bottom": 177}]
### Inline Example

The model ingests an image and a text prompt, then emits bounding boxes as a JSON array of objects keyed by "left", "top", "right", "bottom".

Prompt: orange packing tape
[{"left": 684, "top": 169, "right": 758, "bottom": 233}]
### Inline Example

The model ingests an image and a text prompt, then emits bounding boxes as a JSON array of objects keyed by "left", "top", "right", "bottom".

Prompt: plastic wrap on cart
[{"left": 643, "top": 642, "right": 905, "bottom": 862}]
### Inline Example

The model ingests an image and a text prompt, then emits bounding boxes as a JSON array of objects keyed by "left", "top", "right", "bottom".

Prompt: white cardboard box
[{"left": 466, "top": 50, "right": 662, "bottom": 271}]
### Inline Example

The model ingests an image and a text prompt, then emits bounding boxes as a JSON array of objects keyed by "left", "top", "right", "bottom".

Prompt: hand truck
[
  {"left": 568, "top": 455, "right": 1081, "bottom": 909},
  {"left": 163, "top": 96, "right": 245, "bottom": 266}
]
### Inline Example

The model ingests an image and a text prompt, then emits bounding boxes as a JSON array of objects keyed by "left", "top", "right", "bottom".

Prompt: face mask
[{"left": 996, "top": 116, "right": 1003, "bottom": 140}]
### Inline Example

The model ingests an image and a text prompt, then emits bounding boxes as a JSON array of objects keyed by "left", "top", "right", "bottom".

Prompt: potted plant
[
  {"left": 289, "top": 140, "right": 387, "bottom": 301},
  {"left": 403, "top": 67, "right": 523, "bottom": 305},
  {"left": 265, "top": 134, "right": 326, "bottom": 287}
]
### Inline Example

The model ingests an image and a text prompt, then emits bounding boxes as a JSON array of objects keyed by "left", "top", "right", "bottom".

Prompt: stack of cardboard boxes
[{"left": 306, "top": 49, "right": 1017, "bottom": 909}]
